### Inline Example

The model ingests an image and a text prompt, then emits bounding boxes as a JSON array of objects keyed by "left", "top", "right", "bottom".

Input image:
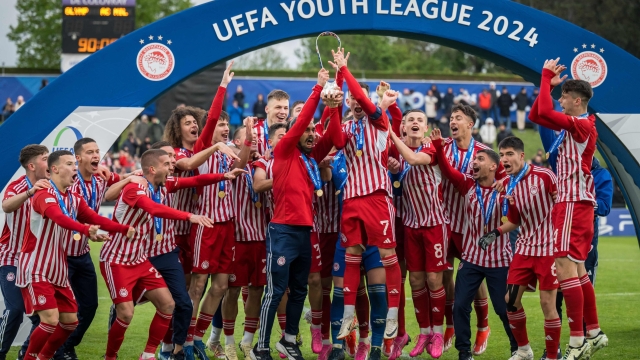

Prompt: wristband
[
  {"left": 244, "top": 139, "right": 252, "bottom": 147},
  {"left": 496, "top": 227, "right": 503, "bottom": 236}
]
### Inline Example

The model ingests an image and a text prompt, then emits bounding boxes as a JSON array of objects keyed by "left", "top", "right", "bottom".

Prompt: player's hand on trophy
[
  {"left": 318, "top": 68, "right": 330, "bottom": 88},
  {"left": 322, "top": 89, "right": 344, "bottom": 108},
  {"left": 221, "top": 61, "right": 235, "bottom": 87}
]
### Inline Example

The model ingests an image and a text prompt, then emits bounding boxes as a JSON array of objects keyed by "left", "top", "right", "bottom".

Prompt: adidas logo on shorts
[
  {"left": 432, "top": 308, "right": 440, "bottom": 313},
  {"left": 383, "top": 239, "right": 391, "bottom": 244},
  {"left": 437, "top": 261, "right": 443, "bottom": 266}
]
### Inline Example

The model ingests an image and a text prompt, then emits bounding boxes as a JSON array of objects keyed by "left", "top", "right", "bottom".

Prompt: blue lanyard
[
  {"left": 475, "top": 182, "right": 498, "bottom": 232},
  {"left": 546, "top": 112, "right": 588, "bottom": 158},
  {"left": 351, "top": 120, "right": 364, "bottom": 153},
  {"left": 331, "top": 151, "right": 348, "bottom": 192},
  {"left": 398, "top": 146, "right": 423, "bottom": 183},
  {"left": 263, "top": 120, "right": 271, "bottom": 150},
  {"left": 24, "top": 176, "right": 33, "bottom": 192},
  {"left": 49, "top": 180, "right": 78, "bottom": 238},
  {"left": 218, "top": 154, "right": 228, "bottom": 193},
  {"left": 245, "top": 167, "right": 259, "bottom": 203},
  {"left": 146, "top": 181, "right": 163, "bottom": 238},
  {"left": 452, "top": 137, "right": 475, "bottom": 172},
  {"left": 502, "top": 163, "right": 528, "bottom": 216},
  {"left": 77, "top": 172, "right": 97, "bottom": 211},
  {"left": 301, "top": 154, "right": 322, "bottom": 192}
]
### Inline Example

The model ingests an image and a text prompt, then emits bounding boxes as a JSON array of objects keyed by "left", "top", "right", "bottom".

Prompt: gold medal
[
  {"left": 192, "top": 193, "right": 198, "bottom": 202},
  {"left": 316, "top": 189, "right": 324, "bottom": 197},
  {"left": 356, "top": 150, "right": 363, "bottom": 157},
  {"left": 73, "top": 233, "right": 81, "bottom": 241},
  {"left": 501, "top": 216, "right": 508, "bottom": 223},
  {"left": 335, "top": 189, "right": 341, "bottom": 195},
  {"left": 484, "top": 225, "right": 488, "bottom": 233},
  {"left": 545, "top": 152, "right": 550, "bottom": 160},
  {"left": 218, "top": 191, "right": 226, "bottom": 199},
  {"left": 393, "top": 181, "right": 401, "bottom": 189},
  {"left": 155, "top": 234, "right": 162, "bottom": 241},
  {"left": 255, "top": 201, "right": 262, "bottom": 208}
]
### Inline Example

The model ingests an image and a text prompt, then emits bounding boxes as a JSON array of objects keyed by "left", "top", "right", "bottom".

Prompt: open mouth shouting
[
  {"left": 276, "top": 113, "right": 287, "bottom": 123},
  {"left": 190, "top": 127, "right": 198, "bottom": 137},
  {"left": 450, "top": 124, "right": 459, "bottom": 137},
  {"left": 472, "top": 165, "right": 480, "bottom": 175},
  {"left": 410, "top": 124, "right": 420, "bottom": 132},
  {"left": 91, "top": 159, "right": 100, "bottom": 171},
  {"left": 305, "top": 136, "right": 314, "bottom": 147},
  {"left": 503, "top": 162, "right": 512, "bottom": 172}
]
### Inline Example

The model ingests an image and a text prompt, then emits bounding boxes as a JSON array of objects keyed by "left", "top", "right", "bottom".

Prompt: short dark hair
[
  {"left": 561, "top": 79, "right": 593, "bottom": 104},
  {"left": 73, "top": 137, "right": 96, "bottom": 155},
  {"left": 150, "top": 141, "right": 172, "bottom": 150},
  {"left": 233, "top": 126, "right": 246, "bottom": 141},
  {"left": 358, "top": 82, "right": 370, "bottom": 94},
  {"left": 267, "top": 89, "right": 290, "bottom": 102},
  {"left": 498, "top": 136, "right": 525, "bottom": 153},
  {"left": 219, "top": 110, "right": 230, "bottom": 122},
  {"left": 477, "top": 149, "right": 500, "bottom": 166},
  {"left": 291, "top": 100, "right": 305, "bottom": 116},
  {"left": 47, "top": 150, "right": 74, "bottom": 168},
  {"left": 19, "top": 145, "right": 49, "bottom": 169},
  {"left": 141, "top": 149, "right": 168, "bottom": 173},
  {"left": 450, "top": 104, "right": 477, "bottom": 123},
  {"left": 269, "top": 123, "right": 287, "bottom": 139}
]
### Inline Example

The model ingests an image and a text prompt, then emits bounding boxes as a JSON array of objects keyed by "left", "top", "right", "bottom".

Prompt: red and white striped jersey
[
  {"left": 393, "top": 144, "right": 449, "bottom": 228},
  {"left": 441, "top": 138, "right": 503, "bottom": 234},
  {"left": 146, "top": 177, "right": 185, "bottom": 258},
  {"left": 233, "top": 164, "right": 267, "bottom": 242},
  {"left": 506, "top": 166, "right": 557, "bottom": 256},
  {"left": 315, "top": 180, "right": 340, "bottom": 234},
  {"left": 254, "top": 158, "right": 274, "bottom": 219},
  {"left": 341, "top": 118, "right": 392, "bottom": 200},
  {"left": 197, "top": 151, "right": 235, "bottom": 223},
  {"left": 253, "top": 119, "right": 270, "bottom": 156},
  {"left": 67, "top": 172, "right": 119, "bottom": 256},
  {"left": 555, "top": 115, "right": 597, "bottom": 204},
  {"left": 458, "top": 177, "right": 512, "bottom": 268},
  {"left": 0, "top": 176, "right": 31, "bottom": 267},
  {"left": 173, "top": 147, "right": 199, "bottom": 235},
  {"left": 17, "top": 189, "right": 82, "bottom": 287}
]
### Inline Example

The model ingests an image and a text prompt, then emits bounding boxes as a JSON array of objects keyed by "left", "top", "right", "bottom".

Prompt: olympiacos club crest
[
  {"left": 571, "top": 46, "right": 607, "bottom": 88},
  {"left": 137, "top": 35, "right": 175, "bottom": 81}
]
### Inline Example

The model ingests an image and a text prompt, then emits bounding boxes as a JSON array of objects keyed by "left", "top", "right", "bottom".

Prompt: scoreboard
[{"left": 61, "top": 0, "right": 136, "bottom": 54}]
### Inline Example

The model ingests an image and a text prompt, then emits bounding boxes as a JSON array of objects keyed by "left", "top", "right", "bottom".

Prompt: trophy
[{"left": 316, "top": 31, "right": 342, "bottom": 106}]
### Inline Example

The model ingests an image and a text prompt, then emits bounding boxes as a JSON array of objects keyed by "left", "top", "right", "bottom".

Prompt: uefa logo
[
  {"left": 137, "top": 42, "right": 175, "bottom": 81},
  {"left": 571, "top": 51, "right": 607, "bottom": 88}
]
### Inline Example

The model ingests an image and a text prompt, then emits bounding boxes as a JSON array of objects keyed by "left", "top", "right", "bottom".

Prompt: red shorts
[
  {"left": 175, "top": 234, "right": 193, "bottom": 274},
  {"left": 310, "top": 232, "right": 323, "bottom": 273},
  {"left": 395, "top": 218, "right": 405, "bottom": 262},
  {"left": 21, "top": 282, "right": 77, "bottom": 316},
  {"left": 447, "top": 231, "right": 463, "bottom": 260},
  {"left": 552, "top": 201, "right": 594, "bottom": 262},
  {"left": 100, "top": 261, "right": 167, "bottom": 304},
  {"left": 405, "top": 224, "right": 450, "bottom": 273},
  {"left": 319, "top": 232, "right": 338, "bottom": 278},
  {"left": 230, "top": 241, "right": 267, "bottom": 287},
  {"left": 190, "top": 221, "right": 235, "bottom": 274},
  {"left": 508, "top": 254, "right": 559, "bottom": 291},
  {"left": 341, "top": 192, "right": 396, "bottom": 249}
]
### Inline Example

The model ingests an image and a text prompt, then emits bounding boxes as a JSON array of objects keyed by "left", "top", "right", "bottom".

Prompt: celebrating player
[
  {"left": 476, "top": 136, "right": 560, "bottom": 360},
  {"left": 17, "top": 150, "right": 134, "bottom": 360},
  {"left": 330, "top": 48, "right": 402, "bottom": 342},
  {"left": 389, "top": 109, "right": 450, "bottom": 359},
  {"left": 528, "top": 58, "right": 606, "bottom": 360},
  {"left": 254, "top": 89, "right": 291, "bottom": 155},
  {"left": 99, "top": 149, "right": 214, "bottom": 360},
  {"left": 250, "top": 68, "right": 342, "bottom": 360},
  {"left": 430, "top": 129, "right": 517, "bottom": 360},
  {"left": 0, "top": 145, "right": 50, "bottom": 359}
]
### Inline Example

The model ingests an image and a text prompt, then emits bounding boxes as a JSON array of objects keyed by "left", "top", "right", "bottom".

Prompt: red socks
[
  {"left": 311, "top": 310, "right": 322, "bottom": 326},
  {"left": 24, "top": 322, "right": 56, "bottom": 359},
  {"left": 223, "top": 319, "right": 235, "bottom": 336},
  {"left": 398, "top": 277, "right": 406, "bottom": 336},
  {"left": 381, "top": 255, "right": 401, "bottom": 308},
  {"left": 40, "top": 321, "right": 78, "bottom": 359},
  {"left": 355, "top": 286, "right": 370, "bottom": 339},
  {"left": 544, "top": 318, "right": 562, "bottom": 359},
  {"left": 507, "top": 308, "right": 529, "bottom": 347},
  {"left": 106, "top": 318, "right": 130, "bottom": 357},
  {"left": 163, "top": 325, "right": 174, "bottom": 345},
  {"left": 244, "top": 317, "right": 259, "bottom": 334},
  {"left": 322, "top": 287, "right": 332, "bottom": 339},
  {"left": 445, "top": 299, "right": 454, "bottom": 327},
  {"left": 194, "top": 312, "right": 213, "bottom": 339},
  {"left": 278, "top": 314, "right": 287, "bottom": 331},
  {"left": 580, "top": 275, "right": 600, "bottom": 332},
  {"left": 412, "top": 287, "right": 430, "bottom": 329},
  {"left": 145, "top": 311, "right": 173, "bottom": 353},
  {"left": 474, "top": 298, "right": 489, "bottom": 329},
  {"left": 560, "top": 278, "right": 584, "bottom": 337},
  {"left": 343, "top": 254, "right": 362, "bottom": 306},
  {"left": 429, "top": 287, "right": 446, "bottom": 327}
]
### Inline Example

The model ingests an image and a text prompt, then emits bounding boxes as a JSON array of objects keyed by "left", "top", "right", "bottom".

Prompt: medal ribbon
[
  {"left": 24, "top": 176, "right": 33, "bottom": 192},
  {"left": 398, "top": 146, "right": 423, "bottom": 184},
  {"left": 218, "top": 154, "right": 228, "bottom": 193},
  {"left": 49, "top": 180, "right": 78, "bottom": 238},
  {"left": 351, "top": 120, "right": 364, "bottom": 154},
  {"left": 146, "top": 181, "right": 163, "bottom": 238},
  {"left": 302, "top": 154, "right": 322, "bottom": 192},
  {"left": 245, "top": 167, "right": 259, "bottom": 204},
  {"left": 263, "top": 120, "right": 271, "bottom": 150},
  {"left": 331, "top": 150, "right": 348, "bottom": 191},
  {"left": 77, "top": 172, "right": 97, "bottom": 211},
  {"left": 502, "top": 163, "right": 528, "bottom": 216},
  {"left": 475, "top": 183, "right": 498, "bottom": 232},
  {"left": 546, "top": 112, "right": 588, "bottom": 158},
  {"left": 452, "top": 137, "right": 475, "bottom": 172}
]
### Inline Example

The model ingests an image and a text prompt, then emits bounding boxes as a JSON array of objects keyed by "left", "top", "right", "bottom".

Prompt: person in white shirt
[{"left": 479, "top": 118, "right": 497, "bottom": 148}]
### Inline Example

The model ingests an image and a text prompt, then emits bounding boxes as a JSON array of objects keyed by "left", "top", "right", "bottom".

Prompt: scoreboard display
[{"left": 62, "top": 0, "right": 136, "bottom": 54}]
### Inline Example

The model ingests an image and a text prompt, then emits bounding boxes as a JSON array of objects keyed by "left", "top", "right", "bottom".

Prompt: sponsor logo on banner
[
  {"left": 571, "top": 46, "right": 607, "bottom": 88},
  {"left": 137, "top": 36, "right": 175, "bottom": 81},
  {"left": 52, "top": 126, "right": 83, "bottom": 152}
]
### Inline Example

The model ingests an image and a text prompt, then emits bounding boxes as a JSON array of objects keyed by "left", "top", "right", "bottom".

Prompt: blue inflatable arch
[{"left": 3, "top": 0, "right": 640, "bottom": 240}]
